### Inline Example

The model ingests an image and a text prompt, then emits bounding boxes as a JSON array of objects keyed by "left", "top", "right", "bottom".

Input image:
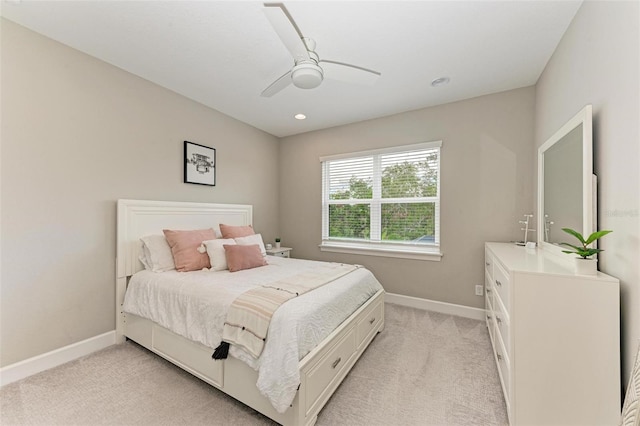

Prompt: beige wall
[
  {"left": 3, "top": 1, "right": 637, "bottom": 395},
  {"left": 279, "top": 87, "right": 536, "bottom": 308},
  {"left": 0, "top": 19, "right": 280, "bottom": 367},
  {"left": 534, "top": 0, "right": 639, "bottom": 387}
]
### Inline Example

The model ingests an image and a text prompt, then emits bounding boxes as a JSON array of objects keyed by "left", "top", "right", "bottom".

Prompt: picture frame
[{"left": 184, "top": 141, "right": 216, "bottom": 186}]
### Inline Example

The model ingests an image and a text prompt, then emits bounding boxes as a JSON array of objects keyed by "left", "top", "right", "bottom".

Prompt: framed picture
[{"left": 184, "top": 141, "right": 216, "bottom": 186}]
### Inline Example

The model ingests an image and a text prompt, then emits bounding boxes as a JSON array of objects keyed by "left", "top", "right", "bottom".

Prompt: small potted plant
[
  {"left": 560, "top": 228, "right": 612, "bottom": 275},
  {"left": 275, "top": 237, "right": 281, "bottom": 249}
]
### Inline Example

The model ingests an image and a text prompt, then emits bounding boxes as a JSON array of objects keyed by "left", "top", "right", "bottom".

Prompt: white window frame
[{"left": 320, "top": 141, "right": 442, "bottom": 261}]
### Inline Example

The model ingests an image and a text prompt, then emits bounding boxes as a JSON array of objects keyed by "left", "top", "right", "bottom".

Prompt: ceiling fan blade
[
  {"left": 319, "top": 60, "right": 381, "bottom": 85},
  {"left": 261, "top": 70, "right": 293, "bottom": 97},
  {"left": 263, "top": 4, "right": 310, "bottom": 63}
]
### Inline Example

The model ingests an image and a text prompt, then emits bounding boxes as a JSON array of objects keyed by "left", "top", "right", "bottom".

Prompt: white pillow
[
  {"left": 138, "top": 251, "right": 152, "bottom": 270},
  {"left": 139, "top": 234, "right": 175, "bottom": 272},
  {"left": 202, "top": 238, "right": 236, "bottom": 271},
  {"left": 234, "top": 233, "right": 267, "bottom": 257}
]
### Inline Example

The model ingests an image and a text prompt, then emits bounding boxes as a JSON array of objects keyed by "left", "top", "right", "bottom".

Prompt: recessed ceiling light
[
  {"left": 294, "top": 113, "right": 306, "bottom": 120},
  {"left": 431, "top": 77, "right": 450, "bottom": 87}
]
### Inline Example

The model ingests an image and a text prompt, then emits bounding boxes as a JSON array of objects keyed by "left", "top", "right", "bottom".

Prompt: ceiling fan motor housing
[{"left": 291, "top": 62, "right": 323, "bottom": 89}]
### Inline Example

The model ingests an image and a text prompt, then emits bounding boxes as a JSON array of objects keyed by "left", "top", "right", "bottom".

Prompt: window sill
[{"left": 319, "top": 241, "right": 443, "bottom": 261}]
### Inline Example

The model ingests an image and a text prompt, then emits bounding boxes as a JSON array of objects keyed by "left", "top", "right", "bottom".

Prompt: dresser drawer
[
  {"left": 485, "top": 288, "right": 492, "bottom": 318},
  {"left": 493, "top": 261, "right": 510, "bottom": 310},
  {"left": 485, "top": 294, "right": 494, "bottom": 332},
  {"left": 494, "top": 322, "right": 511, "bottom": 402},
  {"left": 494, "top": 297, "right": 510, "bottom": 357},
  {"left": 485, "top": 272, "right": 495, "bottom": 308},
  {"left": 484, "top": 250, "right": 494, "bottom": 278},
  {"left": 486, "top": 307, "right": 496, "bottom": 348}
]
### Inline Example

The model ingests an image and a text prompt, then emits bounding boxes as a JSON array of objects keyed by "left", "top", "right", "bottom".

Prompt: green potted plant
[
  {"left": 560, "top": 228, "right": 612, "bottom": 275},
  {"left": 275, "top": 237, "right": 281, "bottom": 249}
]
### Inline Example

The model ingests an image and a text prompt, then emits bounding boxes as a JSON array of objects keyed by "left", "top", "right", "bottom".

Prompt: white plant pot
[
  {"left": 574, "top": 257, "right": 598, "bottom": 275},
  {"left": 275, "top": 242, "right": 281, "bottom": 249}
]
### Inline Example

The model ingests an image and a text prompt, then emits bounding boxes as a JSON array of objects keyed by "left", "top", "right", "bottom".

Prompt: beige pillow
[
  {"left": 163, "top": 228, "right": 216, "bottom": 272},
  {"left": 219, "top": 223, "right": 255, "bottom": 239},
  {"left": 224, "top": 244, "right": 268, "bottom": 272}
]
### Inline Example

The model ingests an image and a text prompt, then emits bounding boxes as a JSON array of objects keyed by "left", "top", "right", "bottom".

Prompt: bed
[{"left": 115, "top": 199, "right": 385, "bottom": 426}]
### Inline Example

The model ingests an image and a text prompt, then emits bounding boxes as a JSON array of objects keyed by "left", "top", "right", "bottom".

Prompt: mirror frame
[{"left": 537, "top": 105, "right": 594, "bottom": 258}]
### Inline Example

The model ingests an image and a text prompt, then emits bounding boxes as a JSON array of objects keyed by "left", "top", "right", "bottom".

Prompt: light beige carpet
[{"left": 0, "top": 303, "right": 508, "bottom": 425}]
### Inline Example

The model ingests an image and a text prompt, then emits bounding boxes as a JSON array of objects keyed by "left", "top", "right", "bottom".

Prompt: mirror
[{"left": 537, "top": 105, "right": 594, "bottom": 254}]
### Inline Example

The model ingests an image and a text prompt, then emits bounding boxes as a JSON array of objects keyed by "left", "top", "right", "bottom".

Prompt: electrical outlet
[{"left": 475, "top": 285, "right": 484, "bottom": 296}]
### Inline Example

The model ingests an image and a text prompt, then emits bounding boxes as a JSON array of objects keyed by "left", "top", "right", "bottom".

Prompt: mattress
[{"left": 122, "top": 256, "right": 383, "bottom": 412}]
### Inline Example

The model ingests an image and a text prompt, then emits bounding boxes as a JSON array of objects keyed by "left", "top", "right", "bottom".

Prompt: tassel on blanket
[{"left": 212, "top": 341, "right": 230, "bottom": 360}]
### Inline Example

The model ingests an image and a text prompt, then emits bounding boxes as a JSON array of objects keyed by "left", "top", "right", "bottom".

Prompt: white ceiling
[{"left": 1, "top": 0, "right": 582, "bottom": 138}]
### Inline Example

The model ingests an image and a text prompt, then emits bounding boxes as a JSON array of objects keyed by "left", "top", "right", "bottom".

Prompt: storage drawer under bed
[
  {"left": 356, "top": 297, "right": 383, "bottom": 349},
  {"left": 305, "top": 328, "right": 357, "bottom": 413},
  {"left": 125, "top": 313, "right": 224, "bottom": 388}
]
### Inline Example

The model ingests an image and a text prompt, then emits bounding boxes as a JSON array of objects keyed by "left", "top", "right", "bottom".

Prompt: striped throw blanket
[{"left": 212, "top": 262, "right": 360, "bottom": 360}]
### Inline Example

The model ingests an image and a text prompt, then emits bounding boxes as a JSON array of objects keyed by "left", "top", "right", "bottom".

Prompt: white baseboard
[
  {"left": 0, "top": 331, "right": 116, "bottom": 387},
  {"left": 385, "top": 293, "right": 486, "bottom": 320}
]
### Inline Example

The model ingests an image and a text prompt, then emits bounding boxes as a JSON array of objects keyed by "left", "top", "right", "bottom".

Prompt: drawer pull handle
[
  {"left": 485, "top": 262, "right": 490, "bottom": 266},
  {"left": 497, "top": 353, "right": 503, "bottom": 361},
  {"left": 486, "top": 315, "right": 492, "bottom": 320},
  {"left": 496, "top": 316, "right": 502, "bottom": 324},
  {"left": 495, "top": 280, "right": 502, "bottom": 287},
  {"left": 369, "top": 317, "right": 375, "bottom": 325},
  {"left": 332, "top": 357, "right": 342, "bottom": 369},
  {"left": 486, "top": 288, "right": 492, "bottom": 293}
]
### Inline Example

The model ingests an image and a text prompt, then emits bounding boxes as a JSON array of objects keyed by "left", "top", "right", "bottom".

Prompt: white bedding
[{"left": 122, "top": 256, "right": 383, "bottom": 413}]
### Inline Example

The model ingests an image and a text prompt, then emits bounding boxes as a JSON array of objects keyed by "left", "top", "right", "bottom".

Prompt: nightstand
[{"left": 266, "top": 247, "right": 292, "bottom": 258}]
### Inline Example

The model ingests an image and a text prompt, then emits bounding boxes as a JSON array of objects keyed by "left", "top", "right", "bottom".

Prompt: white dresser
[{"left": 485, "top": 242, "right": 620, "bottom": 425}]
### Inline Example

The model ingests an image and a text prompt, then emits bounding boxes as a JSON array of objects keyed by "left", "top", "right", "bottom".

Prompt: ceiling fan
[{"left": 261, "top": 3, "right": 381, "bottom": 97}]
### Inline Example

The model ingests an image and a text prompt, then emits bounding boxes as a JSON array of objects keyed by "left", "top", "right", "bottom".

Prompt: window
[{"left": 320, "top": 141, "right": 442, "bottom": 261}]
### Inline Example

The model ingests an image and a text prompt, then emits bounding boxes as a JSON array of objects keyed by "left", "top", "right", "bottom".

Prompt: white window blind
[{"left": 321, "top": 141, "right": 441, "bottom": 260}]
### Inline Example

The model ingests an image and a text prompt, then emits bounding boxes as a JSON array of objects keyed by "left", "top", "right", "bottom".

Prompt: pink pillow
[
  {"left": 219, "top": 223, "right": 255, "bottom": 239},
  {"left": 163, "top": 228, "right": 216, "bottom": 272},
  {"left": 224, "top": 244, "right": 267, "bottom": 272}
]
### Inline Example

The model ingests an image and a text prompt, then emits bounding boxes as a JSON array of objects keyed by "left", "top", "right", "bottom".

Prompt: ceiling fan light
[{"left": 291, "top": 64, "right": 323, "bottom": 89}]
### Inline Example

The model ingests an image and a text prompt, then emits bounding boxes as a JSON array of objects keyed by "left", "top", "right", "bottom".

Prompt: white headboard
[
  {"left": 115, "top": 199, "right": 253, "bottom": 341},
  {"left": 116, "top": 199, "right": 253, "bottom": 279}
]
